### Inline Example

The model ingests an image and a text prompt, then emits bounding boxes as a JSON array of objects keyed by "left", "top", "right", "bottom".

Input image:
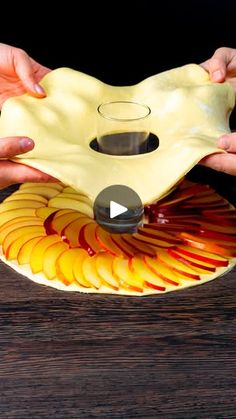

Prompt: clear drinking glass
[{"left": 97, "top": 101, "right": 151, "bottom": 155}]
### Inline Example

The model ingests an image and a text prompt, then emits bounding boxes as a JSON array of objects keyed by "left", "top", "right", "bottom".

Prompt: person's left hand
[{"left": 0, "top": 43, "right": 51, "bottom": 108}]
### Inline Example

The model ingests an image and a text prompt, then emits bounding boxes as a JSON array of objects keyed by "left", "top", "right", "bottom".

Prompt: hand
[
  {"left": 0, "top": 43, "right": 50, "bottom": 108},
  {"left": 0, "top": 43, "right": 55, "bottom": 188},
  {"left": 0, "top": 137, "right": 57, "bottom": 189},
  {"left": 200, "top": 47, "right": 236, "bottom": 175}
]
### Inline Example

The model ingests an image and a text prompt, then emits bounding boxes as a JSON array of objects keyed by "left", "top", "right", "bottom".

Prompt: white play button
[{"left": 110, "top": 200, "right": 128, "bottom": 219}]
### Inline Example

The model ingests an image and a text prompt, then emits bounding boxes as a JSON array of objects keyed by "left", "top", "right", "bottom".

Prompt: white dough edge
[{"left": 0, "top": 251, "right": 234, "bottom": 297}]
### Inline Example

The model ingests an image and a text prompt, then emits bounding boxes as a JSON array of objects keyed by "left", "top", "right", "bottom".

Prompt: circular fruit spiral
[{"left": 0, "top": 179, "right": 235, "bottom": 295}]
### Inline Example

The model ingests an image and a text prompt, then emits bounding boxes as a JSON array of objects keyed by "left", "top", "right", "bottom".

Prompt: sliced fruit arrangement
[{"left": 0, "top": 180, "right": 235, "bottom": 295}]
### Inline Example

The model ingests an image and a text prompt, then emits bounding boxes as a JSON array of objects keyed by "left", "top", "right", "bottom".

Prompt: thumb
[
  {"left": 13, "top": 48, "right": 46, "bottom": 97},
  {"left": 201, "top": 57, "right": 226, "bottom": 82},
  {"left": 0, "top": 136, "right": 34, "bottom": 158}
]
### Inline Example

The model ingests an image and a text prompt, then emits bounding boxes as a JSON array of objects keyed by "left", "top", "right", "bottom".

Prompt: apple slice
[
  {"left": 62, "top": 186, "right": 81, "bottom": 194},
  {"left": 144, "top": 255, "right": 182, "bottom": 285},
  {"left": 30, "top": 235, "right": 63, "bottom": 274},
  {"left": 131, "top": 256, "right": 166, "bottom": 291},
  {"left": 168, "top": 248, "right": 216, "bottom": 272},
  {"left": 156, "top": 249, "right": 202, "bottom": 279},
  {"left": 121, "top": 234, "right": 156, "bottom": 257},
  {"left": 72, "top": 249, "right": 93, "bottom": 287},
  {"left": 4, "top": 193, "right": 48, "bottom": 205},
  {"left": 95, "top": 253, "right": 120, "bottom": 290},
  {"left": 179, "top": 232, "right": 236, "bottom": 257},
  {"left": 79, "top": 223, "right": 102, "bottom": 255},
  {"left": 55, "top": 192, "right": 92, "bottom": 206},
  {"left": 81, "top": 256, "right": 102, "bottom": 289},
  {"left": 52, "top": 211, "right": 85, "bottom": 235},
  {"left": 35, "top": 207, "right": 59, "bottom": 220},
  {"left": 138, "top": 226, "right": 181, "bottom": 244},
  {"left": 111, "top": 234, "right": 137, "bottom": 258},
  {"left": 0, "top": 208, "right": 37, "bottom": 227},
  {"left": 132, "top": 233, "right": 174, "bottom": 248},
  {"left": 48, "top": 196, "right": 93, "bottom": 218},
  {"left": 17, "top": 236, "right": 45, "bottom": 265},
  {"left": 20, "top": 182, "right": 64, "bottom": 192},
  {"left": 174, "top": 245, "right": 229, "bottom": 267},
  {"left": 0, "top": 218, "right": 43, "bottom": 244},
  {"left": 6, "top": 232, "right": 46, "bottom": 260},
  {"left": 43, "top": 209, "right": 75, "bottom": 234},
  {"left": 18, "top": 186, "right": 60, "bottom": 199},
  {"left": 95, "top": 226, "right": 124, "bottom": 256},
  {"left": 3, "top": 225, "right": 46, "bottom": 256},
  {"left": 63, "top": 217, "right": 94, "bottom": 247},
  {"left": 43, "top": 241, "right": 70, "bottom": 280},
  {"left": 113, "top": 257, "right": 143, "bottom": 293},
  {"left": 0, "top": 200, "right": 46, "bottom": 213}
]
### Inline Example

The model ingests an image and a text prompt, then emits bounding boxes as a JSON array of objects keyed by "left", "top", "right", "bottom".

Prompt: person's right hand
[
  {"left": 201, "top": 47, "right": 236, "bottom": 92},
  {"left": 200, "top": 47, "right": 236, "bottom": 175},
  {"left": 0, "top": 137, "right": 56, "bottom": 189}
]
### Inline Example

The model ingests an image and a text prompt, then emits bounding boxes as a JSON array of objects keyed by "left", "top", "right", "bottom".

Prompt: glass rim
[{"left": 97, "top": 100, "right": 151, "bottom": 122}]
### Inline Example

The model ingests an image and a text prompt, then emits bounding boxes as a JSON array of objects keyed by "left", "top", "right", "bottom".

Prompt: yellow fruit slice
[
  {"left": 131, "top": 256, "right": 166, "bottom": 291},
  {"left": 0, "top": 209, "right": 37, "bottom": 227},
  {"left": 72, "top": 249, "right": 92, "bottom": 287},
  {"left": 0, "top": 200, "right": 45, "bottom": 213},
  {"left": 30, "top": 235, "right": 63, "bottom": 273},
  {"left": 3, "top": 225, "right": 46, "bottom": 256},
  {"left": 56, "top": 248, "right": 85, "bottom": 285},
  {"left": 6, "top": 232, "right": 46, "bottom": 260},
  {"left": 48, "top": 197, "right": 93, "bottom": 218},
  {"left": 4, "top": 193, "right": 48, "bottom": 204},
  {"left": 63, "top": 217, "right": 94, "bottom": 247},
  {"left": 18, "top": 187, "right": 59, "bottom": 199},
  {"left": 35, "top": 207, "right": 59, "bottom": 219},
  {"left": 0, "top": 218, "right": 43, "bottom": 244},
  {"left": 95, "top": 253, "right": 119, "bottom": 290},
  {"left": 20, "top": 182, "right": 64, "bottom": 191},
  {"left": 43, "top": 241, "right": 70, "bottom": 279},
  {"left": 82, "top": 256, "right": 102, "bottom": 289},
  {"left": 18, "top": 236, "right": 45, "bottom": 264},
  {"left": 113, "top": 257, "right": 143, "bottom": 293}
]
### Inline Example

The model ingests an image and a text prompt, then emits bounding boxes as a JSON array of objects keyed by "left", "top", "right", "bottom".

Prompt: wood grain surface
[{"left": 0, "top": 169, "right": 235, "bottom": 419}]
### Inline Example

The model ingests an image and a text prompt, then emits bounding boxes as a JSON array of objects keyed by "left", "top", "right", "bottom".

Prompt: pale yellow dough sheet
[{"left": 0, "top": 64, "right": 234, "bottom": 204}]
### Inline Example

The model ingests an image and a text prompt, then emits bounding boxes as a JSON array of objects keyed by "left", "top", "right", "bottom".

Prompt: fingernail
[
  {"left": 19, "top": 138, "right": 34, "bottom": 151},
  {"left": 218, "top": 136, "right": 230, "bottom": 150},
  {"left": 34, "top": 84, "right": 45, "bottom": 96},
  {"left": 212, "top": 70, "right": 222, "bottom": 81}
]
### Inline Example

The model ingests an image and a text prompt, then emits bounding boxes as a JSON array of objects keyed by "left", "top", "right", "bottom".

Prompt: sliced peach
[
  {"left": 55, "top": 193, "right": 92, "bottom": 206},
  {"left": 72, "top": 249, "right": 92, "bottom": 287},
  {"left": 48, "top": 197, "right": 93, "bottom": 218},
  {"left": 95, "top": 226, "right": 124, "bottom": 256},
  {"left": 63, "top": 217, "right": 94, "bottom": 247},
  {"left": 174, "top": 245, "right": 229, "bottom": 267},
  {"left": 138, "top": 226, "right": 180, "bottom": 244},
  {"left": 81, "top": 255, "right": 102, "bottom": 289},
  {"left": 121, "top": 234, "right": 156, "bottom": 257},
  {"left": 168, "top": 248, "right": 216, "bottom": 273},
  {"left": 52, "top": 211, "right": 85, "bottom": 235},
  {"left": 3, "top": 225, "right": 45, "bottom": 256},
  {"left": 0, "top": 200, "right": 45, "bottom": 213},
  {"left": 4, "top": 193, "right": 48, "bottom": 205},
  {"left": 30, "top": 235, "right": 63, "bottom": 274},
  {"left": 18, "top": 236, "right": 45, "bottom": 265},
  {"left": 20, "top": 182, "right": 64, "bottom": 191},
  {"left": 144, "top": 255, "right": 182, "bottom": 285},
  {"left": 111, "top": 234, "right": 137, "bottom": 258},
  {"left": 79, "top": 223, "right": 102, "bottom": 255},
  {"left": 131, "top": 256, "right": 166, "bottom": 291},
  {"left": 0, "top": 218, "right": 43, "bottom": 244},
  {"left": 18, "top": 186, "right": 59, "bottom": 199},
  {"left": 132, "top": 233, "right": 174, "bottom": 248},
  {"left": 43, "top": 209, "right": 76, "bottom": 234},
  {"left": 113, "top": 257, "right": 143, "bottom": 293},
  {"left": 62, "top": 186, "right": 81, "bottom": 194},
  {"left": 179, "top": 232, "right": 236, "bottom": 257},
  {"left": 56, "top": 248, "right": 85, "bottom": 285},
  {"left": 95, "top": 253, "right": 120, "bottom": 290},
  {"left": 0, "top": 208, "right": 37, "bottom": 227},
  {"left": 155, "top": 249, "right": 201, "bottom": 279},
  {"left": 43, "top": 241, "right": 70, "bottom": 279},
  {"left": 35, "top": 207, "right": 59, "bottom": 220},
  {"left": 6, "top": 232, "right": 45, "bottom": 260}
]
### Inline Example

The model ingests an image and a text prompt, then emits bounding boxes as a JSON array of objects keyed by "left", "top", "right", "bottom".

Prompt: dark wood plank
[{"left": 0, "top": 175, "right": 235, "bottom": 419}]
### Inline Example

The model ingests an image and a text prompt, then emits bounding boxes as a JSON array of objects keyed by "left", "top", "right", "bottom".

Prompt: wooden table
[{"left": 0, "top": 167, "right": 235, "bottom": 419}]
